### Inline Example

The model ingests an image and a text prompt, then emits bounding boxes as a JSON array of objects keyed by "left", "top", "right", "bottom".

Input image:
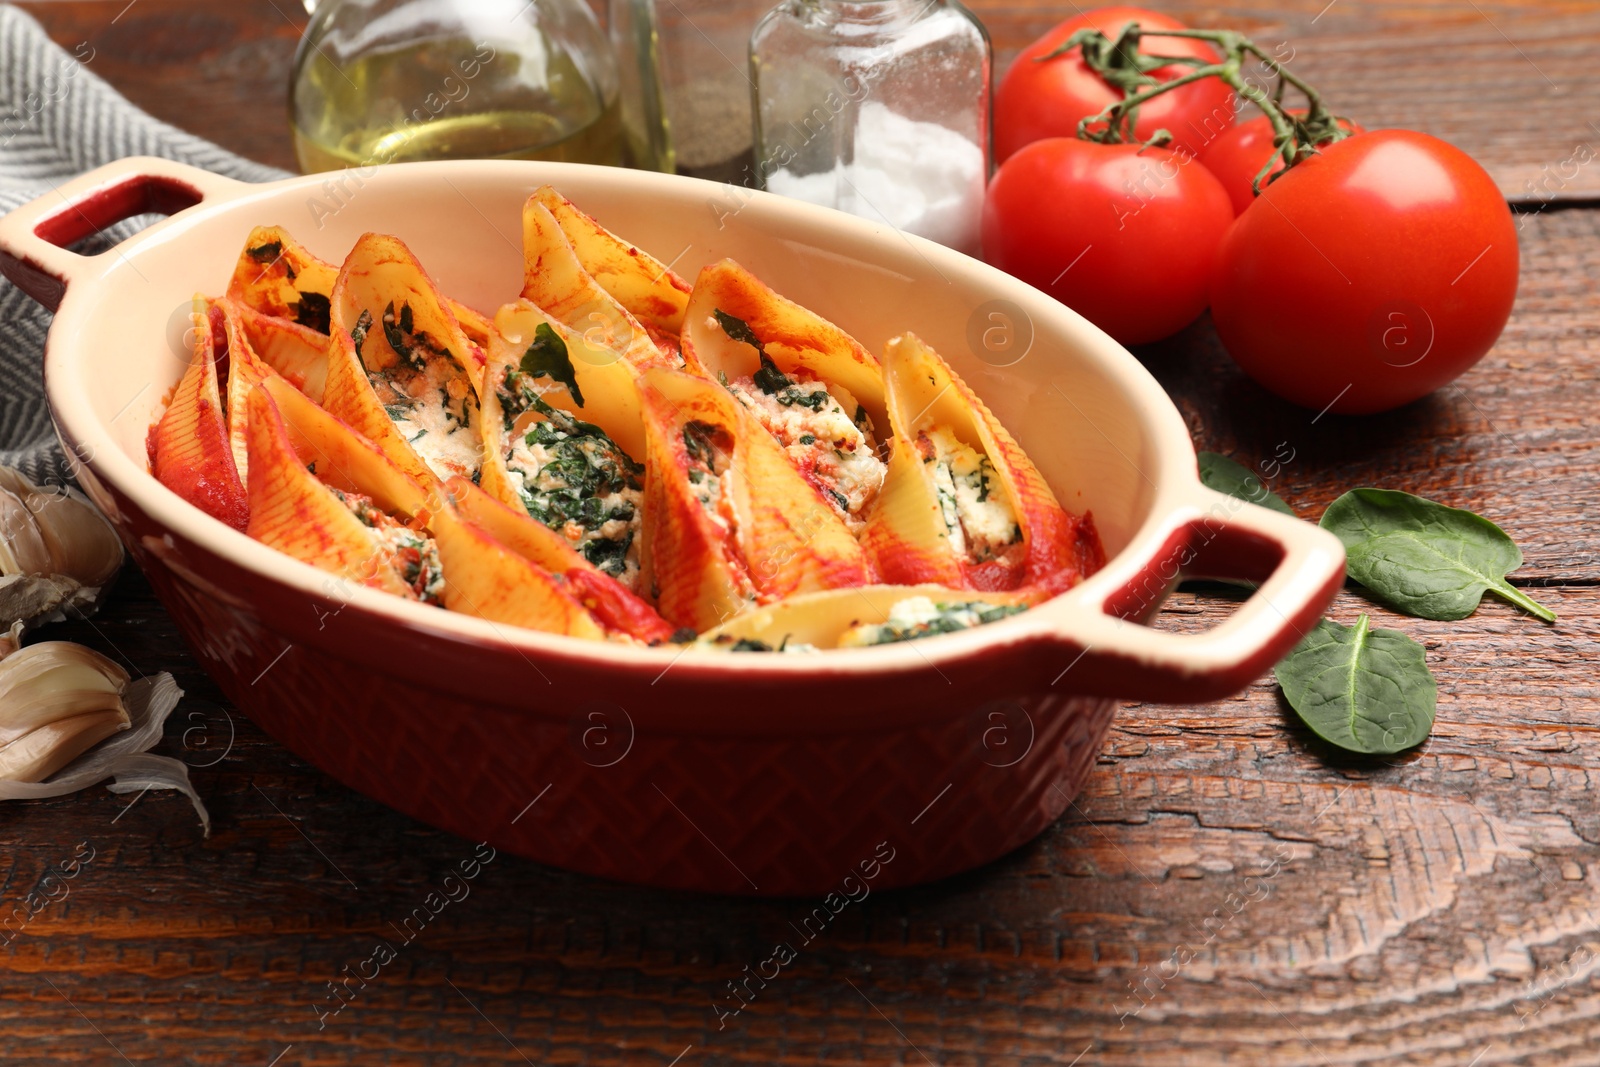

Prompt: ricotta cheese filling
[
  {"left": 495, "top": 364, "right": 645, "bottom": 588},
  {"left": 915, "top": 427, "right": 1022, "bottom": 564},
  {"left": 354, "top": 302, "right": 482, "bottom": 482},
  {"left": 836, "top": 596, "right": 1027, "bottom": 647},
  {"left": 330, "top": 487, "right": 445, "bottom": 605},
  {"left": 682, "top": 420, "right": 735, "bottom": 527},
  {"left": 707, "top": 312, "right": 885, "bottom": 532}
]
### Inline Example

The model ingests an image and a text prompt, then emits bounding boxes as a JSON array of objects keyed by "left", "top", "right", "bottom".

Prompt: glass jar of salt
[{"left": 750, "top": 0, "right": 991, "bottom": 257}]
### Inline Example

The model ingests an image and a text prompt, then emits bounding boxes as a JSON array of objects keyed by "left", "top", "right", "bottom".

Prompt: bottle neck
[{"left": 797, "top": 0, "right": 943, "bottom": 28}]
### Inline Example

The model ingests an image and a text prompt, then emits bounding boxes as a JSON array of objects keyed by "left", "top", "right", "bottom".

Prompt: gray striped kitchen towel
[{"left": 0, "top": 4, "right": 288, "bottom": 484}]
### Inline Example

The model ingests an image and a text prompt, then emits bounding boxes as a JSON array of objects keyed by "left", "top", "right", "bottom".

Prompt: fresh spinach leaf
[
  {"left": 520, "top": 323, "right": 585, "bottom": 407},
  {"left": 1320, "top": 488, "right": 1555, "bottom": 623},
  {"left": 1197, "top": 451, "right": 1294, "bottom": 516},
  {"left": 1276, "top": 615, "right": 1436, "bottom": 755}
]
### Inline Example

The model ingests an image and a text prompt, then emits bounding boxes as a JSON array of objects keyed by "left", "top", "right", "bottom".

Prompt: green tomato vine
[{"left": 1043, "top": 23, "right": 1356, "bottom": 194}]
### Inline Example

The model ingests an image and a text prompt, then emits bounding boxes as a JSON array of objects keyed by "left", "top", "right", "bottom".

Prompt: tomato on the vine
[
  {"left": 1210, "top": 130, "right": 1518, "bottom": 415},
  {"left": 1199, "top": 112, "right": 1365, "bottom": 216},
  {"left": 994, "top": 7, "right": 1237, "bottom": 165},
  {"left": 983, "top": 138, "right": 1234, "bottom": 346}
]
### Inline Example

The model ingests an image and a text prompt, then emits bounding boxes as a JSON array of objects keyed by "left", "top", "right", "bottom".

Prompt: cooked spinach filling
[
  {"left": 374, "top": 373, "right": 473, "bottom": 434},
  {"left": 246, "top": 240, "right": 282, "bottom": 264},
  {"left": 840, "top": 598, "right": 1030, "bottom": 647},
  {"left": 753, "top": 356, "right": 791, "bottom": 395},
  {"left": 870, "top": 601, "right": 1026, "bottom": 643},
  {"left": 350, "top": 308, "right": 373, "bottom": 354},
  {"left": 680, "top": 419, "right": 735, "bottom": 519},
  {"left": 517, "top": 322, "right": 584, "bottom": 406},
  {"left": 381, "top": 301, "right": 453, "bottom": 371},
  {"left": 496, "top": 368, "right": 643, "bottom": 581},
  {"left": 293, "top": 291, "right": 331, "bottom": 333},
  {"left": 775, "top": 384, "right": 828, "bottom": 410},
  {"left": 715, "top": 308, "right": 795, "bottom": 397},
  {"left": 715, "top": 308, "right": 766, "bottom": 357},
  {"left": 682, "top": 420, "right": 724, "bottom": 473},
  {"left": 328, "top": 487, "right": 445, "bottom": 605}
]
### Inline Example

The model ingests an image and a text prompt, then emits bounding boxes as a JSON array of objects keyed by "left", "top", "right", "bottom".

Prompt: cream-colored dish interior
[{"left": 49, "top": 161, "right": 1197, "bottom": 654}]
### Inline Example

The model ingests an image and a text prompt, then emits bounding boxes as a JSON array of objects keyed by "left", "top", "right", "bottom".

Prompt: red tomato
[
  {"left": 1199, "top": 112, "right": 1364, "bottom": 216},
  {"left": 983, "top": 138, "right": 1234, "bottom": 346},
  {"left": 1210, "top": 130, "right": 1518, "bottom": 415},
  {"left": 994, "top": 7, "right": 1237, "bottom": 164}
]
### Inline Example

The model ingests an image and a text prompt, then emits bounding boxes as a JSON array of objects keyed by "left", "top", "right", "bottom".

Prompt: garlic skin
[
  {"left": 0, "top": 642, "right": 132, "bottom": 783},
  {"left": 0, "top": 620, "right": 22, "bottom": 659},
  {"left": 0, "top": 467, "right": 124, "bottom": 634}
]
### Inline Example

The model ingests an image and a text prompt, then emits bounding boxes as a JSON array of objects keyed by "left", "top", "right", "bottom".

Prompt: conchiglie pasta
[
  {"left": 244, "top": 384, "right": 443, "bottom": 603},
  {"left": 228, "top": 223, "right": 494, "bottom": 351},
  {"left": 522, "top": 197, "right": 676, "bottom": 370},
  {"left": 320, "top": 233, "right": 487, "bottom": 491},
  {"left": 148, "top": 193, "right": 1103, "bottom": 649},
  {"left": 680, "top": 259, "right": 890, "bottom": 535},
  {"left": 698, "top": 584, "right": 1033, "bottom": 651},
  {"left": 148, "top": 297, "right": 248, "bottom": 531},
  {"left": 529, "top": 185, "right": 691, "bottom": 337},
  {"left": 426, "top": 500, "right": 607, "bottom": 640},
  {"left": 477, "top": 300, "right": 650, "bottom": 592},
  {"left": 443, "top": 476, "right": 674, "bottom": 643},
  {"left": 863, "top": 333, "right": 1102, "bottom": 595},
  {"left": 226, "top": 225, "right": 340, "bottom": 332},
  {"left": 637, "top": 367, "right": 872, "bottom": 631},
  {"left": 233, "top": 300, "right": 329, "bottom": 403}
]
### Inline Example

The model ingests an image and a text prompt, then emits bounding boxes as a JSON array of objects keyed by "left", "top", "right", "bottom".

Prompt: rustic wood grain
[{"left": 3, "top": 2, "right": 1599, "bottom": 1065}]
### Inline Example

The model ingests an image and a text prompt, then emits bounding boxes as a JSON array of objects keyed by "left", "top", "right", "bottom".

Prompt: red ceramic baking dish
[{"left": 0, "top": 157, "right": 1344, "bottom": 895}]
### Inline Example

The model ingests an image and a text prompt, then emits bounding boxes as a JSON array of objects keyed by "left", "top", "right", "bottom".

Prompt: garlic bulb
[
  {"left": 0, "top": 467, "right": 123, "bottom": 633},
  {"left": 0, "top": 642, "right": 131, "bottom": 783}
]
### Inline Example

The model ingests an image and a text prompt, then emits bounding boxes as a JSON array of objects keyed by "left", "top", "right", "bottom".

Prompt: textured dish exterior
[
  {"left": 88, "top": 464, "right": 1117, "bottom": 893},
  {"left": 17, "top": 159, "right": 1343, "bottom": 895},
  {"left": 152, "top": 544, "right": 1115, "bottom": 894}
]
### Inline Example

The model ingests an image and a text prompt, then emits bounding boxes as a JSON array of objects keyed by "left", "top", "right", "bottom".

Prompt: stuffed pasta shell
[
  {"left": 863, "top": 333, "right": 1102, "bottom": 596},
  {"left": 681, "top": 260, "right": 888, "bottom": 534}
]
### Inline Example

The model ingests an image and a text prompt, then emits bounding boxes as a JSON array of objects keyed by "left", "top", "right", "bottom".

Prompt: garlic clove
[
  {"left": 29, "top": 489, "right": 122, "bottom": 587},
  {"left": 0, "top": 642, "right": 131, "bottom": 759},
  {"left": 0, "top": 671, "right": 205, "bottom": 835},
  {"left": 0, "top": 487, "right": 52, "bottom": 577},
  {"left": 0, "top": 641, "right": 129, "bottom": 698},
  {"left": 0, "top": 706, "right": 131, "bottom": 783},
  {"left": 0, "top": 470, "right": 123, "bottom": 587},
  {"left": 0, "top": 686, "right": 128, "bottom": 747}
]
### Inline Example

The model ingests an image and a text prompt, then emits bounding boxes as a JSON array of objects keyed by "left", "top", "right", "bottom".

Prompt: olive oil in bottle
[{"left": 289, "top": 1, "right": 625, "bottom": 173}]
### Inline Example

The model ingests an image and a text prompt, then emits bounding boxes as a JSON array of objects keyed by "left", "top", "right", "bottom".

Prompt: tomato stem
[{"left": 1059, "top": 24, "right": 1356, "bottom": 192}]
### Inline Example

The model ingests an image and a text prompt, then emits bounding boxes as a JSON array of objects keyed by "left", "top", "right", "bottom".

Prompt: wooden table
[{"left": 5, "top": 2, "right": 1598, "bottom": 1064}]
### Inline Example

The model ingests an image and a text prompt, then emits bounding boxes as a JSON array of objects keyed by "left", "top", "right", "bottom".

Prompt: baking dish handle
[
  {"left": 0, "top": 157, "right": 248, "bottom": 312},
  {"left": 1043, "top": 486, "right": 1346, "bottom": 703}
]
